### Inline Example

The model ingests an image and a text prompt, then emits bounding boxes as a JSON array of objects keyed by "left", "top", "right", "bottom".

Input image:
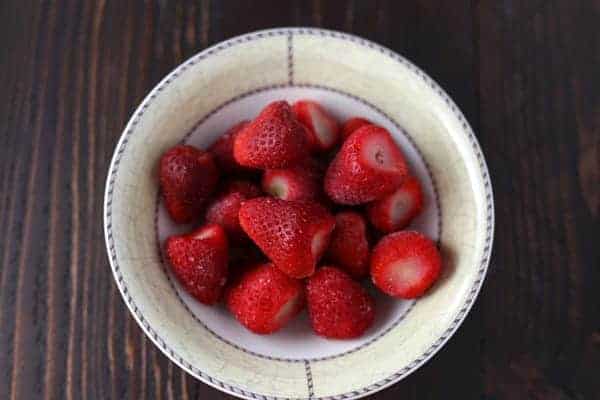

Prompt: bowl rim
[{"left": 103, "top": 27, "right": 494, "bottom": 400}]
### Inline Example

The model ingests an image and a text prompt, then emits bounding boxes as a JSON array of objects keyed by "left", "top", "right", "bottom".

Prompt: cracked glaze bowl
[{"left": 104, "top": 28, "right": 494, "bottom": 400}]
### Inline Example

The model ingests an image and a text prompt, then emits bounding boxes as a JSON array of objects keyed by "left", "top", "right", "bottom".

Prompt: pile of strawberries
[{"left": 159, "top": 100, "right": 442, "bottom": 339}]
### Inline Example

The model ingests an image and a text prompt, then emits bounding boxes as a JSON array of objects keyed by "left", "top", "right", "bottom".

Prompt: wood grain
[{"left": 0, "top": 1, "right": 597, "bottom": 399}]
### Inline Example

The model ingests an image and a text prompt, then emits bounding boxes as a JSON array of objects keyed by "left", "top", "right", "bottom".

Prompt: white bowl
[{"left": 104, "top": 28, "right": 494, "bottom": 400}]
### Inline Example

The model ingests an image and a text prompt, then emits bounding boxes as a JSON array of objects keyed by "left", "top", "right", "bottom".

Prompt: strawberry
[
  {"left": 209, "top": 121, "right": 251, "bottom": 172},
  {"left": 234, "top": 101, "right": 309, "bottom": 169},
  {"left": 292, "top": 100, "right": 340, "bottom": 151},
  {"left": 262, "top": 159, "right": 322, "bottom": 202},
  {"left": 306, "top": 266, "right": 375, "bottom": 339},
  {"left": 367, "top": 176, "right": 424, "bottom": 233},
  {"left": 165, "top": 223, "right": 229, "bottom": 305},
  {"left": 325, "top": 212, "right": 370, "bottom": 279},
  {"left": 159, "top": 145, "right": 219, "bottom": 224},
  {"left": 341, "top": 117, "right": 372, "bottom": 140},
  {"left": 205, "top": 180, "right": 262, "bottom": 241},
  {"left": 370, "top": 231, "right": 442, "bottom": 299},
  {"left": 324, "top": 125, "right": 408, "bottom": 205},
  {"left": 238, "top": 197, "right": 335, "bottom": 278},
  {"left": 226, "top": 263, "right": 305, "bottom": 334}
]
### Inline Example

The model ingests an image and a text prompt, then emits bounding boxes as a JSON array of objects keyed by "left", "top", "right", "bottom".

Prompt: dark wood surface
[{"left": 1, "top": 1, "right": 598, "bottom": 399}]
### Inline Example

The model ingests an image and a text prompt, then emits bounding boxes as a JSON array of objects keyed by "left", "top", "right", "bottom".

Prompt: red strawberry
[
  {"left": 367, "top": 176, "right": 424, "bottom": 233},
  {"left": 205, "top": 180, "right": 262, "bottom": 241},
  {"left": 159, "top": 145, "right": 219, "bottom": 224},
  {"left": 325, "top": 212, "right": 370, "bottom": 279},
  {"left": 226, "top": 263, "right": 305, "bottom": 334},
  {"left": 292, "top": 100, "right": 340, "bottom": 151},
  {"left": 341, "top": 117, "right": 372, "bottom": 140},
  {"left": 209, "top": 121, "right": 251, "bottom": 172},
  {"left": 306, "top": 266, "right": 375, "bottom": 339},
  {"left": 238, "top": 197, "right": 335, "bottom": 278},
  {"left": 324, "top": 125, "right": 408, "bottom": 205},
  {"left": 165, "top": 223, "right": 229, "bottom": 305},
  {"left": 370, "top": 231, "right": 442, "bottom": 299},
  {"left": 234, "top": 101, "right": 309, "bottom": 169},
  {"left": 262, "top": 159, "right": 322, "bottom": 202}
]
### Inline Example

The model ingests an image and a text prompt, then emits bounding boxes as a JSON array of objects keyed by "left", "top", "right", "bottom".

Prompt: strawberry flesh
[
  {"left": 293, "top": 100, "right": 340, "bottom": 151},
  {"left": 262, "top": 159, "right": 323, "bottom": 202},
  {"left": 324, "top": 125, "right": 408, "bottom": 205},
  {"left": 370, "top": 231, "right": 442, "bottom": 299},
  {"left": 367, "top": 176, "right": 424, "bottom": 233}
]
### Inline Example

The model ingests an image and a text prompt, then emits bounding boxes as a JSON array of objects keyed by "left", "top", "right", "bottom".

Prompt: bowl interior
[
  {"left": 105, "top": 29, "right": 492, "bottom": 400},
  {"left": 157, "top": 86, "right": 441, "bottom": 360}
]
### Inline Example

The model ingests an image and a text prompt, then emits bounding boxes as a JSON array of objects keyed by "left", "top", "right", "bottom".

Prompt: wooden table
[{"left": 1, "top": 1, "right": 598, "bottom": 399}]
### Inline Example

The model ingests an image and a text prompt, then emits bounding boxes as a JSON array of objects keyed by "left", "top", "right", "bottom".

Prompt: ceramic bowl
[{"left": 104, "top": 28, "right": 494, "bottom": 400}]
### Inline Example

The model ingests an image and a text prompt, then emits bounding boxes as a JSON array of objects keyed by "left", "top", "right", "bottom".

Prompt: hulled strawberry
[
  {"left": 325, "top": 211, "right": 370, "bottom": 279},
  {"left": 234, "top": 101, "right": 309, "bottom": 169},
  {"left": 165, "top": 223, "right": 228, "bottom": 305},
  {"left": 226, "top": 263, "right": 305, "bottom": 334},
  {"left": 292, "top": 100, "right": 340, "bottom": 151},
  {"left": 262, "top": 159, "right": 323, "bottom": 202},
  {"left": 324, "top": 125, "right": 408, "bottom": 204},
  {"left": 238, "top": 197, "right": 335, "bottom": 278},
  {"left": 367, "top": 176, "right": 424, "bottom": 233},
  {"left": 159, "top": 145, "right": 219, "bottom": 224},
  {"left": 205, "top": 180, "right": 262, "bottom": 241},
  {"left": 306, "top": 266, "right": 375, "bottom": 339},
  {"left": 209, "top": 121, "right": 251, "bottom": 172},
  {"left": 370, "top": 231, "right": 442, "bottom": 299}
]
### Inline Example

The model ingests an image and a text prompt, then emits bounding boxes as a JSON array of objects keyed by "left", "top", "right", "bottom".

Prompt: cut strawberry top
[
  {"left": 262, "top": 160, "right": 323, "bottom": 202},
  {"left": 324, "top": 125, "right": 408, "bottom": 204},
  {"left": 191, "top": 223, "right": 223, "bottom": 241},
  {"left": 370, "top": 231, "right": 442, "bottom": 299},
  {"left": 309, "top": 105, "right": 337, "bottom": 148},
  {"left": 274, "top": 292, "right": 304, "bottom": 325},
  {"left": 362, "top": 133, "right": 403, "bottom": 171},
  {"left": 389, "top": 192, "right": 414, "bottom": 221},
  {"left": 264, "top": 176, "right": 288, "bottom": 198},
  {"left": 293, "top": 100, "right": 340, "bottom": 151},
  {"left": 367, "top": 176, "right": 424, "bottom": 233}
]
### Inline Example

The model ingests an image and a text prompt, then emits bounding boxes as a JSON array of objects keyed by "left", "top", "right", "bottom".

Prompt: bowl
[{"left": 104, "top": 28, "right": 494, "bottom": 400}]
